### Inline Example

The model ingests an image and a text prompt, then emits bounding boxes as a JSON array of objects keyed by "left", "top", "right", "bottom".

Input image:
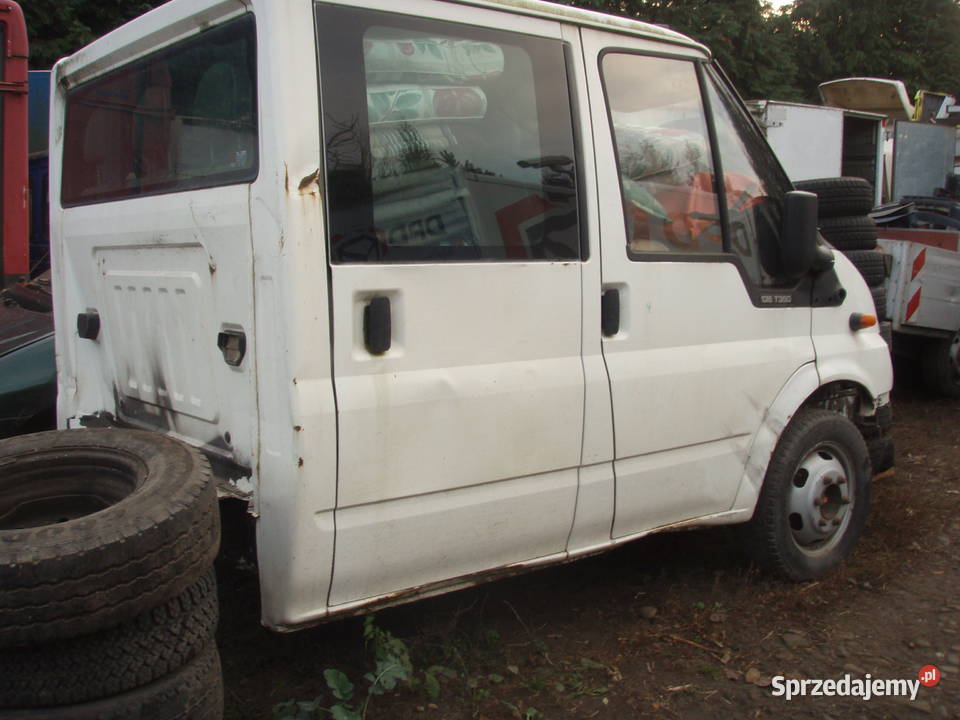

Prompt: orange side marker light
[{"left": 849, "top": 313, "right": 877, "bottom": 331}]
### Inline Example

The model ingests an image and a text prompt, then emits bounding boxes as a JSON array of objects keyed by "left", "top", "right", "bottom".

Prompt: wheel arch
[{"left": 730, "top": 363, "right": 883, "bottom": 521}]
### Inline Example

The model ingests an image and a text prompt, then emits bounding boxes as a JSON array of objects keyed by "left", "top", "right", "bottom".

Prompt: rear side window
[
  {"left": 62, "top": 15, "right": 257, "bottom": 206},
  {"left": 318, "top": 6, "right": 580, "bottom": 263}
]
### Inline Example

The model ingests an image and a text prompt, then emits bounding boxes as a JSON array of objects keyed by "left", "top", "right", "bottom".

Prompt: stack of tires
[
  {"left": 794, "top": 177, "right": 892, "bottom": 348},
  {"left": 0, "top": 430, "right": 223, "bottom": 720}
]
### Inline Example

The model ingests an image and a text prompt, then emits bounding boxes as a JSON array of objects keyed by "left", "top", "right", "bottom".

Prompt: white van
[{"left": 50, "top": 0, "right": 893, "bottom": 632}]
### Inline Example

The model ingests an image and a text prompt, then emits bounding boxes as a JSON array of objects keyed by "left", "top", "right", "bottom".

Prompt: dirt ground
[{"left": 216, "top": 374, "right": 960, "bottom": 720}]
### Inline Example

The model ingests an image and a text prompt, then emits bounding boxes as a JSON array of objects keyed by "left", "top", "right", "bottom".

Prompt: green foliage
[
  {"left": 564, "top": 0, "right": 801, "bottom": 99},
  {"left": 565, "top": 0, "right": 960, "bottom": 102},
  {"left": 787, "top": 0, "right": 960, "bottom": 101},
  {"left": 324, "top": 669, "right": 355, "bottom": 702},
  {"left": 21, "top": 0, "right": 170, "bottom": 69},
  {"left": 272, "top": 699, "right": 322, "bottom": 720},
  {"left": 21, "top": 0, "right": 960, "bottom": 102},
  {"left": 273, "top": 615, "right": 456, "bottom": 720}
]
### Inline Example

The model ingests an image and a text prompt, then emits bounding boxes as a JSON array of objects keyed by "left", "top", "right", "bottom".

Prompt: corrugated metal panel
[{"left": 893, "top": 122, "right": 955, "bottom": 199}]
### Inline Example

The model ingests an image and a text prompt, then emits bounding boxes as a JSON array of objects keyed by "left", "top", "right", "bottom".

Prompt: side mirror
[{"left": 779, "top": 190, "right": 826, "bottom": 278}]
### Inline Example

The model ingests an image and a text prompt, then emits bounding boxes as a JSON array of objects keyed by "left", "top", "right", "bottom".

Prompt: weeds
[{"left": 272, "top": 615, "right": 454, "bottom": 720}]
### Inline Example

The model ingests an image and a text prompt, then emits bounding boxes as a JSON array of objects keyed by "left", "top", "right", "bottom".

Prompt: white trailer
[{"left": 748, "top": 100, "right": 885, "bottom": 206}]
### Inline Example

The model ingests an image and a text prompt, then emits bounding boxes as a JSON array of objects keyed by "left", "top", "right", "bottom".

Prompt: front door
[
  {"left": 581, "top": 29, "right": 816, "bottom": 537},
  {"left": 318, "top": 2, "right": 586, "bottom": 608}
]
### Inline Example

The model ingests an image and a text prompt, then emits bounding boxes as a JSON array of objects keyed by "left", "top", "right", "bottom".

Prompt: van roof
[
  {"left": 55, "top": 0, "right": 709, "bottom": 87},
  {"left": 455, "top": 0, "right": 708, "bottom": 53}
]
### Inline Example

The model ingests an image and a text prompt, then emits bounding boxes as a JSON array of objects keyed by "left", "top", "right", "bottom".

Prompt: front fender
[{"left": 729, "top": 361, "right": 820, "bottom": 520}]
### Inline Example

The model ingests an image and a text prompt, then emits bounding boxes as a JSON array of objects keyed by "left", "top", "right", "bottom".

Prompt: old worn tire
[
  {"left": 746, "top": 409, "right": 871, "bottom": 580},
  {"left": 0, "top": 430, "right": 219, "bottom": 648},
  {"left": 794, "top": 177, "right": 874, "bottom": 217},
  {"left": 818, "top": 216, "right": 877, "bottom": 251},
  {"left": 920, "top": 334, "right": 960, "bottom": 399},
  {"left": 843, "top": 248, "right": 885, "bottom": 286},
  {"left": 870, "top": 285, "right": 888, "bottom": 320},
  {"left": 878, "top": 320, "right": 893, "bottom": 348},
  {"left": 0, "top": 644, "right": 223, "bottom": 720},
  {"left": 867, "top": 435, "right": 895, "bottom": 475},
  {"left": 0, "top": 569, "right": 218, "bottom": 708}
]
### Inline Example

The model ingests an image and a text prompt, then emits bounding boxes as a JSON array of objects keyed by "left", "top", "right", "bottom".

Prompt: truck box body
[
  {"left": 748, "top": 100, "right": 884, "bottom": 206},
  {"left": 877, "top": 229, "right": 960, "bottom": 336}
]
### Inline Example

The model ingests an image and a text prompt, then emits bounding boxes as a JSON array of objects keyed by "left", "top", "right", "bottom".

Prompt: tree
[
  {"left": 22, "top": 0, "right": 168, "bottom": 70},
  {"left": 787, "top": 0, "right": 960, "bottom": 101},
  {"left": 20, "top": 0, "right": 960, "bottom": 103},
  {"left": 566, "top": 0, "right": 801, "bottom": 100}
]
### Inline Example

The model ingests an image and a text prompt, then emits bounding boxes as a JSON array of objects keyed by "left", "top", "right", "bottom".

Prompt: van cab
[{"left": 50, "top": 0, "right": 893, "bottom": 631}]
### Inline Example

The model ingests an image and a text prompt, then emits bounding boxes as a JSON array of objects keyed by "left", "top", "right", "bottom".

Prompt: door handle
[
  {"left": 363, "top": 296, "right": 392, "bottom": 355},
  {"left": 217, "top": 327, "right": 247, "bottom": 366},
  {"left": 601, "top": 288, "right": 620, "bottom": 337}
]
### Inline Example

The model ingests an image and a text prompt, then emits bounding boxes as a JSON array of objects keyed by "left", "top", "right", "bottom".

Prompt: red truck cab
[{"left": 0, "top": 0, "right": 28, "bottom": 287}]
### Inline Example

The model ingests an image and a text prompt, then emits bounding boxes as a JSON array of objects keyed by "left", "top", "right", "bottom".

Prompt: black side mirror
[{"left": 780, "top": 190, "right": 825, "bottom": 278}]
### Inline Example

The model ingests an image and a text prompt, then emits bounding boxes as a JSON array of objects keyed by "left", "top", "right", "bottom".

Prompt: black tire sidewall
[
  {"left": 794, "top": 177, "right": 874, "bottom": 218},
  {"left": 0, "top": 430, "right": 219, "bottom": 647},
  {"left": 0, "top": 645, "right": 223, "bottom": 720},
  {"left": 819, "top": 215, "right": 878, "bottom": 251},
  {"left": 749, "top": 409, "right": 872, "bottom": 580},
  {"left": 0, "top": 570, "right": 219, "bottom": 708},
  {"left": 842, "top": 249, "right": 885, "bottom": 286},
  {"left": 921, "top": 336, "right": 960, "bottom": 399}
]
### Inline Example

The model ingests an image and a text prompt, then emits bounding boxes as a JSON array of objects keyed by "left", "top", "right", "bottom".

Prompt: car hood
[{"left": 0, "top": 304, "right": 54, "bottom": 358}]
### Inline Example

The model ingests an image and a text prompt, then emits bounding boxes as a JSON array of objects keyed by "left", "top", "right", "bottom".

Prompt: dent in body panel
[{"left": 730, "top": 361, "right": 820, "bottom": 517}]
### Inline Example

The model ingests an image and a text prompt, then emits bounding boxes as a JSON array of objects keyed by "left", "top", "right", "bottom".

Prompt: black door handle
[
  {"left": 601, "top": 289, "right": 620, "bottom": 337},
  {"left": 217, "top": 328, "right": 247, "bottom": 366},
  {"left": 363, "top": 297, "right": 391, "bottom": 355}
]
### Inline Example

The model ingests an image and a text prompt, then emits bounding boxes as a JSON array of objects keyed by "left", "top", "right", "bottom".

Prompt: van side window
[
  {"left": 703, "top": 68, "right": 793, "bottom": 286},
  {"left": 61, "top": 15, "right": 257, "bottom": 206},
  {"left": 319, "top": 7, "right": 580, "bottom": 263},
  {"left": 601, "top": 53, "right": 722, "bottom": 256}
]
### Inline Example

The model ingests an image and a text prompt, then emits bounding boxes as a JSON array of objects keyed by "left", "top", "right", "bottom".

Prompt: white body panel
[
  {"left": 581, "top": 29, "right": 816, "bottom": 539},
  {"left": 878, "top": 237, "right": 960, "bottom": 335},
  {"left": 48, "top": 0, "right": 894, "bottom": 632},
  {"left": 760, "top": 102, "right": 844, "bottom": 181},
  {"left": 751, "top": 100, "right": 885, "bottom": 206},
  {"left": 811, "top": 253, "right": 894, "bottom": 399}
]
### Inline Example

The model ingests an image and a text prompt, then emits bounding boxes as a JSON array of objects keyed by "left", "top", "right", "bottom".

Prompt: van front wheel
[{"left": 747, "top": 409, "right": 871, "bottom": 580}]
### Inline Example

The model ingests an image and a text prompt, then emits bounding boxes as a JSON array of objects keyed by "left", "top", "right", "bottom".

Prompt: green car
[{"left": 0, "top": 303, "right": 56, "bottom": 437}]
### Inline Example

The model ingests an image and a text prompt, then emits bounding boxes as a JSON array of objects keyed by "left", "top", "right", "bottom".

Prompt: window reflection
[
  {"left": 320, "top": 8, "right": 580, "bottom": 263},
  {"left": 62, "top": 15, "right": 257, "bottom": 205},
  {"left": 602, "top": 54, "right": 721, "bottom": 255}
]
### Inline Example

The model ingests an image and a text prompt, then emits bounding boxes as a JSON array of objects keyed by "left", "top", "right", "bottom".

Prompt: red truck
[{"left": 0, "top": 0, "right": 28, "bottom": 288}]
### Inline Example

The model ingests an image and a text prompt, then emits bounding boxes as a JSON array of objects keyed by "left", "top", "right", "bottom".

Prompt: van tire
[
  {"left": 920, "top": 334, "right": 960, "bottom": 399},
  {"left": 747, "top": 409, "right": 871, "bottom": 581},
  {"left": 0, "top": 569, "right": 218, "bottom": 708},
  {"left": 843, "top": 249, "right": 885, "bottom": 286},
  {"left": 794, "top": 177, "right": 874, "bottom": 217},
  {"left": 0, "top": 644, "right": 223, "bottom": 720},
  {"left": 818, "top": 216, "right": 877, "bottom": 251},
  {"left": 0, "top": 430, "right": 219, "bottom": 648}
]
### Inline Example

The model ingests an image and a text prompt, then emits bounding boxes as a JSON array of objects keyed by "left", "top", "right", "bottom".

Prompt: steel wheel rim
[{"left": 786, "top": 441, "right": 854, "bottom": 556}]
